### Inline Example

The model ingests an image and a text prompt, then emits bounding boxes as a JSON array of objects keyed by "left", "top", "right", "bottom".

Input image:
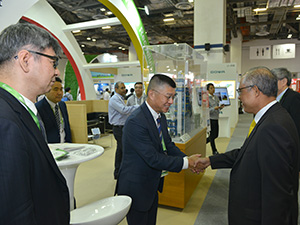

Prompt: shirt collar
[
  {"left": 276, "top": 87, "right": 288, "bottom": 102},
  {"left": 145, "top": 101, "right": 160, "bottom": 122},
  {"left": 254, "top": 100, "right": 277, "bottom": 124},
  {"left": 20, "top": 94, "right": 38, "bottom": 116},
  {"left": 45, "top": 96, "right": 57, "bottom": 109}
]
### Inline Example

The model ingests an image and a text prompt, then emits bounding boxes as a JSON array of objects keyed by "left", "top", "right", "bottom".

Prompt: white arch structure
[{"left": 0, "top": 0, "right": 149, "bottom": 100}]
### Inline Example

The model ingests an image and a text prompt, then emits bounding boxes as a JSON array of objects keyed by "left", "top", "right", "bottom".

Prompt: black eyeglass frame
[
  {"left": 27, "top": 50, "right": 60, "bottom": 69},
  {"left": 153, "top": 89, "right": 177, "bottom": 100},
  {"left": 236, "top": 85, "right": 254, "bottom": 94}
]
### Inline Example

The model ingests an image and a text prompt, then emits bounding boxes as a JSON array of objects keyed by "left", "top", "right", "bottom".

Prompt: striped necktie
[
  {"left": 247, "top": 120, "right": 256, "bottom": 137},
  {"left": 55, "top": 104, "right": 60, "bottom": 130},
  {"left": 156, "top": 116, "right": 162, "bottom": 143}
]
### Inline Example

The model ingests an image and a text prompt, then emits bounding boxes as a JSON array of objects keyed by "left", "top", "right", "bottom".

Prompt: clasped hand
[{"left": 187, "top": 154, "right": 211, "bottom": 174}]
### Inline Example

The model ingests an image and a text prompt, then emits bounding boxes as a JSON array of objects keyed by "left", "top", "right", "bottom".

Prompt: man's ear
[{"left": 16, "top": 50, "right": 31, "bottom": 73}]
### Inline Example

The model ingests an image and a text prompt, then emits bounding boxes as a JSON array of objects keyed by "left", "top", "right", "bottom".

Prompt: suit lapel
[
  {"left": 233, "top": 103, "right": 279, "bottom": 166},
  {"left": 141, "top": 103, "right": 162, "bottom": 150},
  {"left": 1, "top": 89, "right": 66, "bottom": 184}
]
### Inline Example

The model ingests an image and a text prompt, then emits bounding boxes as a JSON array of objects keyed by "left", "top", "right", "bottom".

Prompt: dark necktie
[
  {"left": 55, "top": 104, "right": 60, "bottom": 130},
  {"left": 37, "top": 112, "right": 47, "bottom": 142},
  {"left": 157, "top": 116, "right": 162, "bottom": 142}
]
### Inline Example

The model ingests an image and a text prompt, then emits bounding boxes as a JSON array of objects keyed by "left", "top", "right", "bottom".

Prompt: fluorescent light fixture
[
  {"left": 118, "top": 47, "right": 122, "bottom": 49},
  {"left": 287, "top": 34, "right": 292, "bottom": 38},
  {"left": 100, "top": 8, "right": 106, "bottom": 11},
  {"left": 81, "top": 44, "right": 85, "bottom": 47},
  {"left": 164, "top": 13, "right": 174, "bottom": 17},
  {"left": 253, "top": 8, "right": 267, "bottom": 12},
  {"left": 188, "top": 0, "right": 193, "bottom": 2},
  {"left": 102, "top": 26, "right": 111, "bottom": 29},
  {"left": 106, "top": 11, "right": 113, "bottom": 15},
  {"left": 294, "top": 5, "right": 300, "bottom": 8},
  {"left": 87, "top": 37, "right": 91, "bottom": 40},
  {"left": 163, "top": 18, "right": 175, "bottom": 22},
  {"left": 144, "top": 6, "right": 149, "bottom": 15},
  {"left": 92, "top": 38, "right": 96, "bottom": 42},
  {"left": 122, "top": 48, "right": 125, "bottom": 50},
  {"left": 297, "top": 15, "right": 300, "bottom": 20},
  {"left": 72, "top": 30, "right": 81, "bottom": 33}
]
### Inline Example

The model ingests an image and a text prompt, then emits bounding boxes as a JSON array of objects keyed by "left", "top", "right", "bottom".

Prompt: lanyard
[{"left": 0, "top": 82, "right": 41, "bottom": 130}]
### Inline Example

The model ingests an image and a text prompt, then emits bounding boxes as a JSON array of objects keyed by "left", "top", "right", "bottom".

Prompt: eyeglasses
[
  {"left": 153, "top": 90, "right": 177, "bottom": 100},
  {"left": 236, "top": 85, "right": 254, "bottom": 94},
  {"left": 27, "top": 50, "right": 59, "bottom": 69}
]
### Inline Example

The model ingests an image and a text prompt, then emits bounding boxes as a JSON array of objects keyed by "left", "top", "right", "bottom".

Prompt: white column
[
  {"left": 194, "top": 0, "right": 226, "bottom": 64},
  {"left": 128, "top": 42, "right": 138, "bottom": 61},
  {"left": 230, "top": 31, "right": 242, "bottom": 75}
]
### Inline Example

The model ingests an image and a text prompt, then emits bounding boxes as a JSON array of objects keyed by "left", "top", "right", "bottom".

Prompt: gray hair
[
  {"left": 241, "top": 66, "right": 277, "bottom": 97},
  {"left": 271, "top": 67, "right": 292, "bottom": 86},
  {"left": 114, "top": 81, "right": 124, "bottom": 89},
  {"left": 0, "top": 23, "right": 61, "bottom": 66}
]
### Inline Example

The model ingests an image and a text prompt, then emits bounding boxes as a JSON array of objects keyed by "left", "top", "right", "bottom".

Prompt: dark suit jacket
[
  {"left": 280, "top": 88, "right": 300, "bottom": 140},
  {"left": 36, "top": 97, "right": 72, "bottom": 143},
  {"left": 210, "top": 103, "right": 299, "bottom": 225},
  {"left": 117, "top": 102, "right": 186, "bottom": 212},
  {"left": 0, "top": 88, "right": 70, "bottom": 225}
]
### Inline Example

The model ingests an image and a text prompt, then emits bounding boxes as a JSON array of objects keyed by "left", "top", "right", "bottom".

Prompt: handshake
[{"left": 187, "top": 154, "right": 211, "bottom": 174}]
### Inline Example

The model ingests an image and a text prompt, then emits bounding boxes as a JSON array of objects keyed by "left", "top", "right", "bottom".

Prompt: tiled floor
[{"left": 73, "top": 128, "right": 233, "bottom": 225}]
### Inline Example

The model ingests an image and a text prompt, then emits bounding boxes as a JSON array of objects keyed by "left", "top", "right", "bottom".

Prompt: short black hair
[
  {"left": 206, "top": 83, "right": 214, "bottom": 91},
  {"left": 55, "top": 77, "right": 62, "bottom": 83},
  {"left": 65, "top": 87, "right": 71, "bottom": 92},
  {"left": 147, "top": 74, "right": 176, "bottom": 95}
]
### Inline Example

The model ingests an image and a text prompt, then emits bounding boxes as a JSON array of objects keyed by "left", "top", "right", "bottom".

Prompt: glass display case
[{"left": 143, "top": 43, "right": 208, "bottom": 143}]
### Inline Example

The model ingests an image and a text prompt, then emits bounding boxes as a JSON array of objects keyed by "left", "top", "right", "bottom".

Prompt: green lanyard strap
[{"left": 0, "top": 82, "right": 41, "bottom": 130}]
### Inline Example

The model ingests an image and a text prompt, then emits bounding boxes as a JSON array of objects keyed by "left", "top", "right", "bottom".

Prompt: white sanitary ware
[{"left": 70, "top": 195, "right": 132, "bottom": 225}]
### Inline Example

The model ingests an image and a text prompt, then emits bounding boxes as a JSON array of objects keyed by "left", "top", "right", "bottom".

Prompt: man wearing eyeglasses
[
  {"left": 0, "top": 23, "right": 69, "bottom": 224},
  {"left": 116, "top": 74, "right": 203, "bottom": 225},
  {"left": 108, "top": 81, "right": 139, "bottom": 180},
  {"left": 197, "top": 67, "right": 299, "bottom": 225}
]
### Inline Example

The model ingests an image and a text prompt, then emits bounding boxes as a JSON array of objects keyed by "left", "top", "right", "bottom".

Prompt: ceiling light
[
  {"left": 122, "top": 48, "right": 126, "bottom": 50},
  {"left": 100, "top": 8, "right": 106, "bottom": 11},
  {"left": 287, "top": 34, "right": 292, "bottom": 38},
  {"left": 81, "top": 44, "right": 85, "bottom": 47},
  {"left": 253, "top": 8, "right": 267, "bottom": 12},
  {"left": 163, "top": 18, "right": 175, "bottom": 22},
  {"left": 87, "top": 37, "right": 91, "bottom": 40},
  {"left": 297, "top": 15, "right": 300, "bottom": 20},
  {"left": 72, "top": 30, "right": 81, "bottom": 33},
  {"left": 294, "top": 5, "right": 300, "bottom": 8},
  {"left": 164, "top": 13, "right": 174, "bottom": 17},
  {"left": 138, "top": 6, "right": 149, "bottom": 15},
  {"left": 144, "top": 6, "right": 149, "bottom": 15},
  {"left": 92, "top": 38, "right": 96, "bottom": 42},
  {"left": 102, "top": 26, "right": 111, "bottom": 29},
  {"left": 106, "top": 11, "right": 113, "bottom": 15},
  {"left": 188, "top": 0, "right": 193, "bottom": 2}
]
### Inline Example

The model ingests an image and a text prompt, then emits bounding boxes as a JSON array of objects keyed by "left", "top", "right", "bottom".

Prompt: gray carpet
[{"left": 194, "top": 113, "right": 253, "bottom": 225}]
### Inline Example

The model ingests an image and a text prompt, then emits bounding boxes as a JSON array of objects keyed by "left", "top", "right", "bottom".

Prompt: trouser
[
  {"left": 126, "top": 193, "right": 158, "bottom": 225},
  {"left": 112, "top": 125, "right": 123, "bottom": 180},
  {"left": 206, "top": 119, "right": 219, "bottom": 153}
]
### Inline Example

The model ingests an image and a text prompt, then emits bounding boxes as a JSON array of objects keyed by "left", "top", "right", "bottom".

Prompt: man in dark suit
[
  {"left": 36, "top": 77, "right": 72, "bottom": 143},
  {"left": 117, "top": 74, "right": 202, "bottom": 225},
  {"left": 0, "top": 23, "right": 69, "bottom": 224},
  {"left": 271, "top": 67, "right": 300, "bottom": 141},
  {"left": 199, "top": 67, "right": 299, "bottom": 225}
]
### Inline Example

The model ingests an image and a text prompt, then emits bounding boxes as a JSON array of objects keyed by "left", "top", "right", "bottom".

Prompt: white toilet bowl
[{"left": 70, "top": 195, "right": 132, "bottom": 225}]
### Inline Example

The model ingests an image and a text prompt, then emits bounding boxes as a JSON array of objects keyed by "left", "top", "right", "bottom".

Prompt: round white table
[{"left": 48, "top": 143, "right": 104, "bottom": 210}]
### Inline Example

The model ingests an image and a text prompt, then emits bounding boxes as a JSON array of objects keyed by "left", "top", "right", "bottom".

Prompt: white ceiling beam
[{"left": 63, "top": 17, "right": 121, "bottom": 32}]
